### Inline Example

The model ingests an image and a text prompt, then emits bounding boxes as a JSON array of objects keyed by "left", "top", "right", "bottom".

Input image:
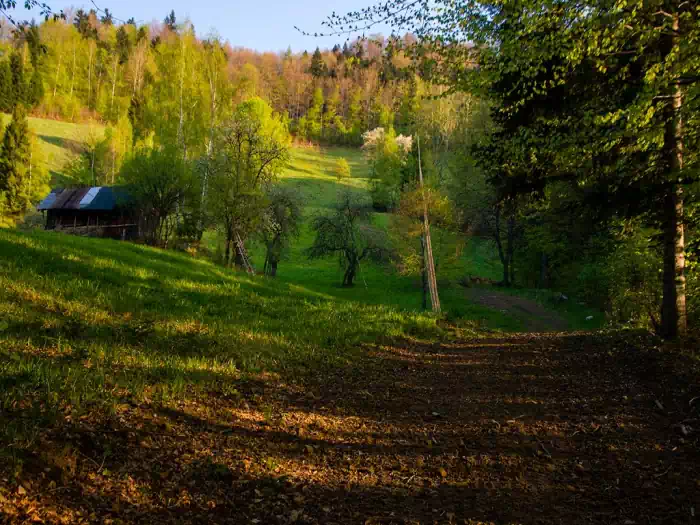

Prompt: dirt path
[
  {"left": 466, "top": 287, "right": 570, "bottom": 332},
  {"left": 3, "top": 334, "right": 700, "bottom": 524}
]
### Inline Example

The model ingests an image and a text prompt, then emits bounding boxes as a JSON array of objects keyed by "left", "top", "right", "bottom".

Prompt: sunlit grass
[
  {"left": 1, "top": 114, "right": 105, "bottom": 178},
  {"left": 0, "top": 228, "right": 445, "bottom": 439}
]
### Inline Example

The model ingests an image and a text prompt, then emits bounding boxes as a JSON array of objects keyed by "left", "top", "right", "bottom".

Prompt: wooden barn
[{"left": 38, "top": 187, "right": 140, "bottom": 240}]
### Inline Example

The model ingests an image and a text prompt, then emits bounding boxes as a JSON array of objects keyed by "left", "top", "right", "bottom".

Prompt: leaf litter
[{"left": 2, "top": 331, "right": 700, "bottom": 524}]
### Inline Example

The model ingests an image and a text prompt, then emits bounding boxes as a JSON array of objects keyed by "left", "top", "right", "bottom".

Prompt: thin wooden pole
[{"left": 417, "top": 135, "right": 440, "bottom": 313}]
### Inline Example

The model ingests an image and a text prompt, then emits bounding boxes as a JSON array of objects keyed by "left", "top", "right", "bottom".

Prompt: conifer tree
[
  {"left": 28, "top": 68, "right": 44, "bottom": 107},
  {"left": 0, "top": 104, "right": 33, "bottom": 217},
  {"left": 100, "top": 8, "right": 113, "bottom": 26},
  {"left": 310, "top": 47, "right": 326, "bottom": 78},
  {"left": 9, "top": 53, "right": 26, "bottom": 106},
  {"left": 0, "top": 61, "right": 12, "bottom": 113},
  {"left": 164, "top": 10, "right": 177, "bottom": 32}
]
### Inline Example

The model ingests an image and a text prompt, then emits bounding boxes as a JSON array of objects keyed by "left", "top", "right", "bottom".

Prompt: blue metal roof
[{"left": 38, "top": 187, "right": 134, "bottom": 211}]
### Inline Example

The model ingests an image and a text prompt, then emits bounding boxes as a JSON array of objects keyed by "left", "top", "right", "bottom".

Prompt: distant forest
[{"left": 0, "top": 9, "right": 454, "bottom": 150}]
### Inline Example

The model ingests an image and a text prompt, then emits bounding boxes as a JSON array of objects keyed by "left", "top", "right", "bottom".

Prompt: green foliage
[
  {"left": 120, "top": 146, "right": 195, "bottom": 247},
  {"left": 0, "top": 105, "right": 32, "bottom": 219},
  {"left": 258, "top": 185, "right": 303, "bottom": 277},
  {"left": 331, "top": 0, "right": 698, "bottom": 335},
  {"left": 208, "top": 97, "right": 291, "bottom": 265},
  {"left": 309, "top": 47, "right": 327, "bottom": 78},
  {"left": 9, "top": 53, "right": 27, "bottom": 106},
  {"left": 307, "top": 192, "right": 392, "bottom": 287},
  {"left": 333, "top": 157, "right": 351, "bottom": 181},
  {"left": 62, "top": 130, "right": 112, "bottom": 186},
  {"left": 28, "top": 68, "right": 44, "bottom": 107},
  {"left": 0, "top": 61, "right": 13, "bottom": 113},
  {"left": 362, "top": 127, "right": 410, "bottom": 211}
]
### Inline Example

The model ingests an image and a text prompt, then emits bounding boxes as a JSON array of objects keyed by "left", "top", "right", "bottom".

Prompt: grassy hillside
[
  {"left": 0, "top": 229, "right": 438, "bottom": 415},
  {"left": 11, "top": 115, "right": 579, "bottom": 331},
  {"left": 2, "top": 114, "right": 104, "bottom": 178}
]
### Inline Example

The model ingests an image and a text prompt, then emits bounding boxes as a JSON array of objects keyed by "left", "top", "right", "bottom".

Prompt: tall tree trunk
[
  {"left": 110, "top": 59, "right": 118, "bottom": 121},
  {"left": 539, "top": 253, "right": 549, "bottom": 289},
  {"left": 493, "top": 204, "right": 510, "bottom": 286},
  {"left": 507, "top": 211, "right": 515, "bottom": 286},
  {"left": 417, "top": 135, "right": 440, "bottom": 312},
  {"left": 178, "top": 38, "right": 185, "bottom": 156},
  {"left": 69, "top": 44, "right": 76, "bottom": 120},
  {"left": 421, "top": 234, "right": 427, "bottom": 310},
  {"left": 660, "top": 12, "right": 687, "bottom": 338},
  {"left": 502, "top": 256, "right": 510, "bottom": 287},
  {"left": 88, "top": 43, "right": 94, "bottom": 109},
  {"left": 52, "top": 53, "right": 62, "bottom": 103},
  {"left": 224, "top": 229, "right": 232, "bottom": 266},
  {"left": 268, "top": 258, "right": 278, "bottom": 277}
]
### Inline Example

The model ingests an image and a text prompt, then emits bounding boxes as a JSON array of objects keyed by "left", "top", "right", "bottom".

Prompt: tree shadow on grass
[
  {"left": 37, "top": 135, "right": 84, "bottom": 155},
  {"left": 4, "top": 335, "right": 699, "bottom": 525},
  {"left": 3, "top": 232, "right": 700, "bottom": 523}
]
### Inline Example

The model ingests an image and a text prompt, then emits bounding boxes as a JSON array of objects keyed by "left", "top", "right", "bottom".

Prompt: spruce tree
[
  {"left": 9, "top": 53, "right": 26, "bottom": 106},
  {"left": 28, "top": 68, "right": 44, "bottom": 107},
  {"left": 0, "top": 104, "right": 32, "bottom": 217},
  {"left": 0, "top": 61, "right": 12, "bottom": 113},
  {"left": 310, "top": 48, "right": 326, "bottom": 78},
  {"left": 116, "top": 26, "right": 132, "bottom": 65},
  {"left": 100, "top": 8, "right": 113, "bottom": 26},
  {"left": 164, "top": 10, "right": 177, "bottom": 32}
]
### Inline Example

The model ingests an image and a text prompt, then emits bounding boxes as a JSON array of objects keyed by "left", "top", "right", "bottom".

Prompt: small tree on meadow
[
  {"left": 334, "top": 157, "right": 351, "bottom": 181},
  {"left": 307, "top": 192, "right": 392, "bottom": 287},
  {"left": 258, "top": 186, "right": 303, "bottom": 277}
]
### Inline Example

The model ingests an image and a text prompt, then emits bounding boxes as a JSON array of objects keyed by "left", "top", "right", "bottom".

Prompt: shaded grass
[{"left": 501, "top": 287, "right": 606, "bottom": 331}]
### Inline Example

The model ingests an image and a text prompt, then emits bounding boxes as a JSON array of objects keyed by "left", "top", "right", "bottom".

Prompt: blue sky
[{"left": 10, "top": 0, "right": 392, "bottom": 53}]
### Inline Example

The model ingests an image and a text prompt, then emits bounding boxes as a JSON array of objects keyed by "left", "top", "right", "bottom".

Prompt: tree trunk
[
  {"left": 507, "top": 212, "right": 515, "bottom": 286},
  {"left": 661, "top": 188, "right": 686, "bottom": 337},
  {"left": 343, "top": 262, "right": 356, "bottom": 287},
  {"left": 268, "top": 258, "right": 278, "bottom": 277},
  {"left": 502, "top": 255, "right": 510, "bottom": 287},
  {"left": 234, "top": 241, "right": 245, "bottom": 268},
  {"left": 539, "top": 253, "right": 549, "bottom": 289},
  {"left": 224, "top": 230, "right": 232, "bottom": 266},
  {"left": 110, "top": 59, "right": 119, "bottom": 122},
  {"left": 493, "top": 204, "right": 509, "bottom": 286},
  {"left": 417, "top": 135, "right": 440, "bottom": 312},
  {"left": 421, "top": 234, "right": 428, "bottom": 310},
  {"left": 52, "top": 53, "right": 62, "bottom": 102},
  {"left": 660, "top": 12, "right": 687, "bottom": 339},
  {"left": 88, "top": 43, "right": 93, "bottom": 109}
]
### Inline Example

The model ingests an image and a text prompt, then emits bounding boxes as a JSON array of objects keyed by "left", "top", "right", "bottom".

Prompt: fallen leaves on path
[{"left": 2, "top": 332, "right": 700, "bottom": 524}]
